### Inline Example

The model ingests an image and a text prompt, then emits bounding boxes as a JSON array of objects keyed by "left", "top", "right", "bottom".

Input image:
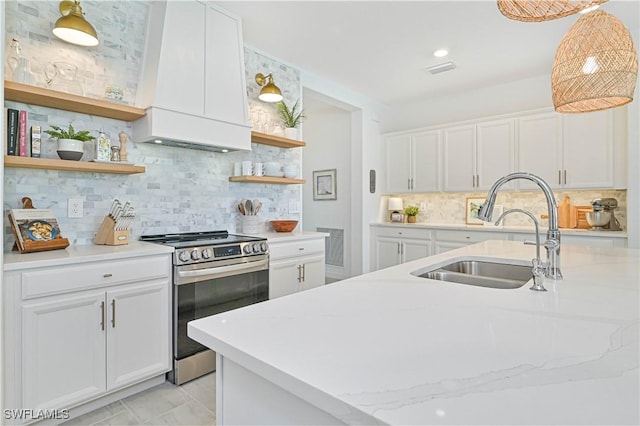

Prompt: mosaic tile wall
[
  {"left": 3, "top": 1, "right": 302, "bottom": 250},
  {"left": 392, "top": 190, "right": 628, "bottom": 230}
]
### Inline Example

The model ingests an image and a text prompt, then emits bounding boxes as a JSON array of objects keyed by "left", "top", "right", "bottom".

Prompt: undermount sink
[{"left": 413, "top": 260, "right": 532, "bottom": 289}]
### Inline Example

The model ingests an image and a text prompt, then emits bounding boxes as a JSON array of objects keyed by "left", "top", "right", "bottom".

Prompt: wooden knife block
[{"left": 95, "top": 215, "right": 129, "bottom": 245}]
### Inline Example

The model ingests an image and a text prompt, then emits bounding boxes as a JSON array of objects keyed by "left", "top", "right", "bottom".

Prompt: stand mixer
[{"left": 587, "top": 198, "right": 621, "bottom": 231}]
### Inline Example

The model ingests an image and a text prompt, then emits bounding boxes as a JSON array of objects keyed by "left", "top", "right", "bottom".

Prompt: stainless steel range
[{"left": 140, "top": 231, "right": 269, "bottom": 385}]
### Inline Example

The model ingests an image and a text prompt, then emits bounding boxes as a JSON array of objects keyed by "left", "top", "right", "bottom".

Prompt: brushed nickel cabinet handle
[
  {"left": 111, "top": 299, "right": 116, "bottom": 328},
  {"left": 297, "top": 265, "right": 302, "bottom": 282},
  {"left": 564, "top": 170, "right": 567, "bottom": 185},
  {"left": 302, "top": 264, "right": 306, "bottom": 282},
  {"left": 103, "top": 273, "right": 112, "bottom": 278},
  {"left": 408, "top": 178, "right": 411, "bottom": 190},
  {"left": 100, "top": 301, "right": 105, "bottom": 331},
  {"left": 558, "top": 170, "right": 562, "bottom": 184}
]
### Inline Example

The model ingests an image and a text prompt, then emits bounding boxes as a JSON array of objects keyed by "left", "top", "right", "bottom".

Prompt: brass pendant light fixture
[
  {"left": 497, "top": 0, "right": 608, "bottom": 22},
  {"left": 52, "top": 0, "right": 99, "bottom": 47},
  {"left": 552, "top": 10, "right": 638, "bottom": 113},
  {"left": 255, "top": 72, "right": 283, "bottom": 103}
]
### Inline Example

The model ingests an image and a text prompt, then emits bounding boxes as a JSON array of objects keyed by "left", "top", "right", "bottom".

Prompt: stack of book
[{"left": 5, "top": 108, "right": 41, "bottom": 157}]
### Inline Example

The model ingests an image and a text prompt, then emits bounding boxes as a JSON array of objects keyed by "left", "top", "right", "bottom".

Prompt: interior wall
[
  {"left": 302, "top": 92, "right": 352, "bottom": 279},
  {"left": 627, "top": 27, "right": 639, "bottom": 248}
]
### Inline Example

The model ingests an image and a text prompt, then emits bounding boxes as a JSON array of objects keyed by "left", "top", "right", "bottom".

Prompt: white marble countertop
[
  {"left": 371, "top": 221, "right": 628, "bottom": 238},
  {"left": 255, "top": 230, "right": 329, "bottom": 242},
  {"left": 3, "top": 241, "right": 174, "bottom": 271},
  {"left": 189, "top": 240, "right": 639, "bottom": 425}
]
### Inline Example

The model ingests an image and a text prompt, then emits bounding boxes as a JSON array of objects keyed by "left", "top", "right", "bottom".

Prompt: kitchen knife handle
[
  {"left": 111, "top": 299, "right": 116, "bottom": 328},
  {"left": 100, "top": 301, "right": 105, "bottom": 331}
]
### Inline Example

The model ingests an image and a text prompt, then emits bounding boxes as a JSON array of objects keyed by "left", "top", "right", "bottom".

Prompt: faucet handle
[
  {"left": 523, "top": 240, "right": 536, "bottom": 246},
  {"left": 530, "top": 258, "right": 548, "bottom": 292}
]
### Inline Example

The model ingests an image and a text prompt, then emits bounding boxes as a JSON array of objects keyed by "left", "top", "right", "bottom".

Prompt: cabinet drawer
[
  {"left": 22, "top": 255, "right": 170, "bottom": 300},
  {"left": 373, "top": 226, "right": 432, "bottom": 240},
  {"left": 435, "top": 229, "right": 508, "bottom": 243},
  {"left": 269, "top": 239, "right": 325, "bottom": 260}
]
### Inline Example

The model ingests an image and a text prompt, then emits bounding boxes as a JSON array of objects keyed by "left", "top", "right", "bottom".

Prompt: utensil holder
[
  {"left": 241, "top": 216, "right": 260, "bottom": 235},
  {"left": 95, "top": 215, "right": 129, "bottom": 245}
]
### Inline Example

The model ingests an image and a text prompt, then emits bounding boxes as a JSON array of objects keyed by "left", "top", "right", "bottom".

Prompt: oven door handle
[{"left": 176, "top": 258, "right": 269, "bottom": 283}]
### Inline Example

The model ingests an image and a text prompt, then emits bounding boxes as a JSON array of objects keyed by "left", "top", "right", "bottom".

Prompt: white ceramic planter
[
  {"left": 57, "top": 138, "right": 85, "bottom": 161},
  {"left": 284, "top": 127, "right": 298, "bottom": 140}
]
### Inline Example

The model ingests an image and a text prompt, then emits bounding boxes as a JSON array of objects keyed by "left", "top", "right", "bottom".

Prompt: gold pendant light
[
  {"left": 497, "top": 0, "right": 607, "bottom": 22},
  {"left": 52, "top": 1, "right": 99, "bottom": 47},
  {"left": 552, "top": 10, "right": 638, "bottom": 113}
]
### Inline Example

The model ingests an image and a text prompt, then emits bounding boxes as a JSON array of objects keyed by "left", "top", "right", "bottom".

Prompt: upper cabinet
[
  {"left": 518, "top": 109, "right": 621, "bottom": 190},
  {"left": 386, "top": 130, "right": 441, "bottom": 193},
  {"left": 442, "top": 119, "right": 515, "bottom": 192},
  {"left": 133, "top": 1, "right": 251, "bottom": 151}
]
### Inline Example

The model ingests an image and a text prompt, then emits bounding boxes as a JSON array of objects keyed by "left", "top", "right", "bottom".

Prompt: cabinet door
[
  {"left": 300, "top": 255, "right": 326, "bottom": 291},
  {"left": 269, "top": 258, "right": 302, "bottom": 299},
  {"left": 205, "top": 4, "right": 248, "bottom": 126},
  {"left": 412, "top": 130, "right": 441, "bottom": 192},
  {"left": 476, "top": 119, "right": 515, "bottom": 190},
  {"left": 562, "top": 110, "right": 614, "bottom": 188},
  {"left": 373, "top": 237, "right": 402, "bottom": 270},
  {"left": 386, "top": 135, "right": 412, "bottom": 193},
  {"left": 518, "top": 112, "right": 562, "bottom": 190},
  {"left": 443, "top": 125, "right": 475, "bottom": 191},
  {"left": 402, "top": 238, "right": 432, "bottom": 263},
  {"left": 22, "top": 291, "right": 106, "bottom": 409},
  {"left": 106, "top": 280, "right": 170, "bottom": 391}
]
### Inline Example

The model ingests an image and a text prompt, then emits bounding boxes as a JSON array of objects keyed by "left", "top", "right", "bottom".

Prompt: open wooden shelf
[
  {"left": 229, "top": 175, "right": 305, "bottom": 185},
  {"left": 4, "top": 81, "right": 146, "bottom": 121},
  {"left": 250, "top": 131, "right": 306, "bottom": 148},
  {"left": 4, "top": 156, "right": 145, "bottom": 174}
]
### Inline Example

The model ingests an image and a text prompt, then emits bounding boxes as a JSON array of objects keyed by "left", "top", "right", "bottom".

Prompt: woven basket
[
  {"left": 552, "top": 10, "right": 638, "bottom": 113},
  {"left": 497, "top": 0, "right": 607, "bottom": 22}
]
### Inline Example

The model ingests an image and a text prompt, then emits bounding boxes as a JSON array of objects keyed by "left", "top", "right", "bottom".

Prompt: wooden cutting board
[{"left": 571, "top": 205, "right": 593, "bottom": 229}]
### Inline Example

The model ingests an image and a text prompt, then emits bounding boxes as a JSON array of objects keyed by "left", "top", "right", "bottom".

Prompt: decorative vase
[
  {"left": 407, "top": 215, "right": 417, "bottom": 223},
  {"left": 284, "top": 127, "right": 298, "bottom": 140},
  {"left": 57, "top": 138, "right": 84, "bottom": 161}
]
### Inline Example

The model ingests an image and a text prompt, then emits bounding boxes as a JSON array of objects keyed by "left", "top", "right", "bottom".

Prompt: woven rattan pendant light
[
  {"left": 497, "top": 0, "right": 607, "bottom": 22},
  {"left": 552, "top": 10, "right": 638, "bottom": 113}
]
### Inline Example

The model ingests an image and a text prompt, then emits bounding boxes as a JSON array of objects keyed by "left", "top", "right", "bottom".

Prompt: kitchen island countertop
[{"left": 189, "top": 240, "right": 639, "bottom": 425}]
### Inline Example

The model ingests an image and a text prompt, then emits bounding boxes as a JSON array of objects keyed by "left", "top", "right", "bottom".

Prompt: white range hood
[{"left": 133, "top": 0, "right": 251, "bottom": 152}]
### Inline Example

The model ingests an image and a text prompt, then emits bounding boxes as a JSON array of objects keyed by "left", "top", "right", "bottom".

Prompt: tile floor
[{"left": 62, "top": 373, "right": 216, "bottom": 426}]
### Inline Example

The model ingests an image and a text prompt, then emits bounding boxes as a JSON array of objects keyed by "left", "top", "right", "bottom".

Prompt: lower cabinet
[
  {"left": 371, "top": 226, "right": 432, "bottom": 270},
  {"left": 3, "top": 253, "right": 172, "bottom": 421},
  {"left": 269, "top": 236, "right": 326, "bottom": 299},
  {"left": 433, "top": 229, "right": 509, "bottom": 254}
]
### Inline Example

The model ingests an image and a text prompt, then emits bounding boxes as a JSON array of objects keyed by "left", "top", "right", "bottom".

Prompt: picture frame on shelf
[
  {"left": 313, "top": 169, "right": 337, "bottom": 201},
  {"left": 465, "top": 197, "right": 486, "bottom": 225}
]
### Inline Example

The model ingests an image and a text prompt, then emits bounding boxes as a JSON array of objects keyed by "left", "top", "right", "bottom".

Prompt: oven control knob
[
  {"left": 191, "top": 250, "right": 201, "bottom": 260},
  {"left": 252, "top": 243, "right": 261, "bottom": 253},
  {"left": 243, "top": 244, "right": 252, "bottom": 254},
  {"left": 178, "top": 251, "right": 190, "bottom": 262},
  {"left": 201, "top": 248, "right": 212, "bottom": 259},
  {"left": 260, "top": 242, "right": 268, "bottom": 252}
]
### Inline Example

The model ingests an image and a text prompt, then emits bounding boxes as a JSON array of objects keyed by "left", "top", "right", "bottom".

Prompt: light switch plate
[
  {"left": 288, "top": 200, "right": 301, "bottom": 214},
  {"left": 68, "top": 198, "right": 83, "bottom": 218},
  {"left": 420, "top": 202, "right": 427, "bottom": 212}
]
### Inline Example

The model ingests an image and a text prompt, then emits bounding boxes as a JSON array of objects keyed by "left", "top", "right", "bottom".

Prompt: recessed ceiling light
[{"left": 433, "top": 49, "right": 449, "bottom": 58}]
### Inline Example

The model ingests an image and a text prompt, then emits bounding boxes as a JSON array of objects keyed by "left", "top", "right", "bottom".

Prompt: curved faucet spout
[{"left": 478, "top": 172, "right": 562, "bottom": 280}]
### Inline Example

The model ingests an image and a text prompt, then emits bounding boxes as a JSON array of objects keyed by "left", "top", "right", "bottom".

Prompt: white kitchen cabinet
[
  {"left": 432, "top": 229, "right": 509, "bottom": 254},
  {"left": 517, "top": 110, "right": 618, "bottom": 190},
  {"left": 442, "top": 119, "right": 515, "bottom": 192},
  {"left": 371, "top": 226, "right": 432, "bottom": 270},
  {"left": 269, "top": 237, "right": 326, "bottom": 299},
  {"left": 385, "top": 130, "right": 440, "bottom": 193},
  {"left": 3, "top": 252, "right": 172, "bottom": 421},
  {"left": 511, "top": 232, "right": 627, "bottom": 248}
]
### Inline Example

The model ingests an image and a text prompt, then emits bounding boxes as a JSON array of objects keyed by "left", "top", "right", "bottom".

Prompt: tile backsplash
[
  {"left": 391, "top": 190, "right": 627, "bottom": 230},
  {"left": 3, "top": 1, "right": 302, "bottom": 250}
]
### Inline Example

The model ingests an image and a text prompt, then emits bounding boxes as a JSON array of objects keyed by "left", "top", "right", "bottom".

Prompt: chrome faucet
[
  {"left": 494, "top": 208, "right": 547, "bottom": 291},
  {"left": 478, "top": 172, "right": 562, "bottom": 280}
]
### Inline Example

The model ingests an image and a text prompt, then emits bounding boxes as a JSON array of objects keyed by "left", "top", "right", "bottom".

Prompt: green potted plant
[
  {"left": 275, "top": 99, "right": 305, "bottom": 140},
  {"left": 403, "top": 205, "right": 420, "bottom": 223},
  {"left": 44, "top": 124, "right": 95, "bottom": 161}
]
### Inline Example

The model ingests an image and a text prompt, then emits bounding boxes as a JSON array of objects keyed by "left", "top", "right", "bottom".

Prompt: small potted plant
[
  {"left": 275, "top": 99, "right": 305, "bottom": 140},
  {"left": 404, "top": 205, "right": 420, "bottom": 223},
  {"left": 44, "top": 124, "right": 95, "bottom": 161}
]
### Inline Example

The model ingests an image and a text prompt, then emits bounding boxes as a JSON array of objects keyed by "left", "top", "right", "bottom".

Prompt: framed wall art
[
  {"left": 313, "top": 169, "right": 337, "bottom": 200},
  {"left": 465, "top": 197, "right": 486, "bottom": 225}
]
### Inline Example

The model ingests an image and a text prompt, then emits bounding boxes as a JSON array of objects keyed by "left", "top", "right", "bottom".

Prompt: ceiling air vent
[{"left": 424, "top": 61, "right": 456, "bottom": 75}]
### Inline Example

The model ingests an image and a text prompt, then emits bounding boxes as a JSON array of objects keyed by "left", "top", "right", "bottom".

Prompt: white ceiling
[{"left": 216, "top": 0, "right": 639, "bottom": 108}]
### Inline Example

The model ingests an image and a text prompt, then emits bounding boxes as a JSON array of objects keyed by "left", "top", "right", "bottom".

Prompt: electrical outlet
[
  {"left": 68, "top": 198, "right": 83, "bottom": 218},
  {"left": 420, "top": 202, "right": 427, "bottom": 212},
  {"left": 288, "top": 200, "right": 301, "bottom": 214}
]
